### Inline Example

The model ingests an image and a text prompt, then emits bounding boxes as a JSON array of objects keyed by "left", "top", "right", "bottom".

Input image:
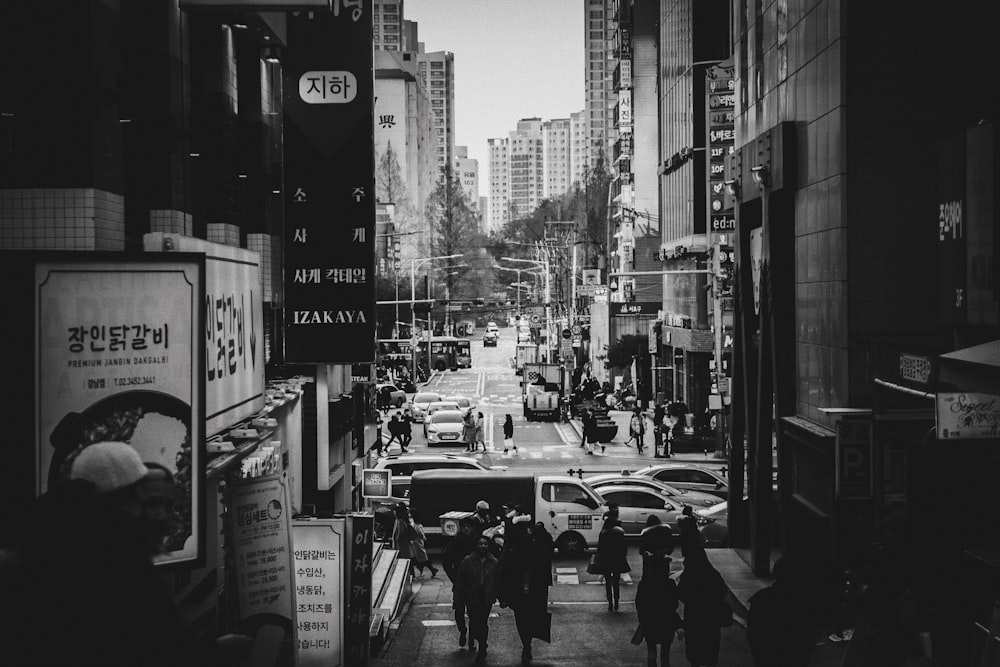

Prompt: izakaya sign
[{"left": 284, "top": 3, "right": 376, "bottom": 363}]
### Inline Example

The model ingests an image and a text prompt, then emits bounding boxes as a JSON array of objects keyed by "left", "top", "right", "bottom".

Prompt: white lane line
[
  {"left": 421, "top": 620, "right": 456, "bottom": 627},
  {"left": 555, "top": 574, "right": 579, "bottom": 585},
  {"left": 555, "top": 568, "right": 576, "bottom": 573}
]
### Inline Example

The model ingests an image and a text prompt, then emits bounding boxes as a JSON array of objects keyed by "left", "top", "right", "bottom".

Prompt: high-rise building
[
  {"left": 542, "top": 118, "right": 572, "bottom": 199},
  {"left": 508, "top": 118, "right": 545, "bottom": 220},
  {"left": 488, "top": 137, "right": 510, "bottom": 231},
  {"left": 373, "top": 0, "right": 404, "bottom": 52},
  {"left": 416, "top": 50, "right": 455, "bottom": 177},
  {"left": 585, "top": 0, "right": 616, "bottom": 168},
  {"left": 453, "top": 145, "right": 480, "bottom": 217},
  {"left": 570, "top": 110, "right": 588, "bottom": 189}
]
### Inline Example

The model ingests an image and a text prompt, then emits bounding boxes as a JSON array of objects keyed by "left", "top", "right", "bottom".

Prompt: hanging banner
[
  {"left": 144, "top": 233, "right": 265, "bottom": 436},
  {"left": 936, "top": 392, "right": 1000, "bottom": 440},
  {"left": 35, "top": 253, "right": 205, "bottom": 566},
  {"left": 293, "top": 518, "right": 346, "bottom": 666},
  {"left": 345, "top": 514, "right": 375, "bottom": 665},
  {"left": 230, "top": 474, "right": 295, "bottom": 627},
  {"left": 284, "top": 3, "right": 376, "bottom": 363}
]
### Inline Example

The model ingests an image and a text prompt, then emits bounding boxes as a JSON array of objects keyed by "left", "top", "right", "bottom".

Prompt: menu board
[
  {"left": 230, "top": 475, "right": 295, "bottom": 624},
  {"left": 35, "top": 254, "right": 205, "bottom": 567},
  {"left": 293, "top": 519, "right": 346, "bottom": 666},
  {"left": 283, "top": 3, "right": 376, "bottom": 363}
]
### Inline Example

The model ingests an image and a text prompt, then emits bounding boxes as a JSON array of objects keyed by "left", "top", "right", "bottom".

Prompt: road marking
[
  {"left": 555, "top": 573, "right": 579, "bottom": 585},
  {"left": 421, "top": 620, "right": 456, "bottom": 627},
  {"left": 555, "top": 568, "right": 576, "bottom": 574}
]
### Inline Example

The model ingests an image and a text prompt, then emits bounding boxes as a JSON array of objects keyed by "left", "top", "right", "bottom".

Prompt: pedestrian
[
  {"left": 373, "top": 413, "right": 385, "bottom": 457},
  {"left": 596, "top": 515, "right": 630, "bottom": 612},
  {"left": 747, "top": 557, "right": 816, "bottom": 667},
  {"left": 454, "top": 535, "right": 501, "bottom": 664},
  {"left": 580, "top": 409, "right": 597, "bottom": 454},
  {"left": 470, "top": 499, "right": 500, "bottom": 537},
  {"left": 463, "top": 410, "right": 478, "bottom": 452},
  {"left": 677, "top": 505, "right": 702, "bottom": 559},
  {"left": 5, "top": 442, "right": 250, "bottom": 665},
  {"left": 443, "top": 519, "right": 478, "bottom": 648},
  {"left": 377, "top": 384, "right": 393, "bottom": 413},
  {"left": 400, "top": 408, "right": 414, "bottom": 451},
  {"left": 498, "top": 510, "right": 554, "bottom": 664},
  {"left": 384, "top": 413, "right": 404, "bottom": 452},
  {"left": 627, "top": 408, "right": 647, "bottom": 453},
  {"left": 475, "top": 411, "right": 486, "bottom": 450},
  {"left": 392, "top": 504, "right": 438, "bottom": 577},
  {"left": 635, "top": 540, "right": 682, "bottom": 667},
  {"left": 653, "top": 403, "right": 666, "bottom": 457},
  {"left": 639, "top": 515, "right": 675, "bottom": 563},
  {"left": 502, "top": 413, "right": 518, "bottom": 454},
  {"left": 677, "top": 547, "right": 730, "bottom": 667}
]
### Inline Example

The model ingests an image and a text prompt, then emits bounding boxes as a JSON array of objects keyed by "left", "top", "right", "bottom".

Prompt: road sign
[
  {"left": 562, "top": 328, "right": 571, "bottom": 340},
  {"left": 571, "top": 324, "right": 582, "bottom": 335},
  {"left": 530, "top": 314, "right": 540, "bottom": 323}
]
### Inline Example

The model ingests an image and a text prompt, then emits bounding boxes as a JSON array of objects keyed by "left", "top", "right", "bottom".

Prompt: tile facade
[{"left": 0, "top": 188, "right": 124, "bottom": 250}]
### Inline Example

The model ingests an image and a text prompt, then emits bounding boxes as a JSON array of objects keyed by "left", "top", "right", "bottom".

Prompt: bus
[{"left": 423, "top": 335, "right": 471, "bottom": 371}]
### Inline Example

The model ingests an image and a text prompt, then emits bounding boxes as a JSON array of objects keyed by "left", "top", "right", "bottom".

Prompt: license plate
[{"left": 440, "top": 433, "right": 457, "bottom": 440}]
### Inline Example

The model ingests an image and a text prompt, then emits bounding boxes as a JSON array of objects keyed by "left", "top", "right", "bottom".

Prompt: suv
[
  {"left": 486, "top": 321, "right": 499, "bottom": 336},
  {"left": 483, "top": 331, "right": 498, "bottom": 347}
]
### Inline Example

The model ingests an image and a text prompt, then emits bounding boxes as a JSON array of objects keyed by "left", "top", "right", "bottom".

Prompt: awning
[{"left": 938, "top": 339, "right": 1000, "bottom": 394}]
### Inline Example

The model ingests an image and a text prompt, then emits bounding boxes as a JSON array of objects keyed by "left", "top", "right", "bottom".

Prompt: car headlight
[
  {"left": 427, "top": 425, "right": 438, "bottom": 433},
  {"left": 695, "top": 514, "right": 715, "bottom": 526}
]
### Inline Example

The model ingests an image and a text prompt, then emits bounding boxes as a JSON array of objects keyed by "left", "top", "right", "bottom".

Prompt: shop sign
[
  {"left": 618, "top": 89, "right": 632, "bottom": 126},
  {"left": 293, "top": 518, "right": 345, "bottom": 665},
  {"left": 346, "top": 514, "right": 375, "bottom": 662},
  {"left": 612, "top": 301, "right": 659, "bottom": 317},
  {"left": 899, "top": 353, "right": 932, "bottom": 384},
  {"left": 230, "top": 475, "right": 295, "bottom": 624},
  {"left": 582, "top": 269, "right": 601, "bottom": 286},
  {"left": 35, "top": 254, "right": 205, "bottom": 567},
  {"left": 144, "top": 233, "right": 265, "bottom": 436},
  {"left": 935, "top": 392, "right": 1000, "bottom": 440},
  {"left": 712, "top": 214, "right": 737, "bottom": 231},
  {"left": 835, "top": 420, "right": 873, "bottom": 499},
  {"left": 284, "top": 5, "right": 376, "bottom": 363},
  {"left": 361, "top": 468, "right": 391, "bottom": 499}
]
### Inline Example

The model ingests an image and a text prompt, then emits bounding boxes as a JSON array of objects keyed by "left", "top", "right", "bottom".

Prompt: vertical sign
[
  {"left": 230, "top": 475, "right": 295, "bottom": 627},
  {"left": 706, "top": 62, "right": 736, "bottom": 233},
  {"left": 293, "top": 518, "right": 346, "bottom": 666},
  {"left": 835, "top": 420, "right": 873, "bottom": 499},
  {"left": 284, "top": 3, "right": 376, "bottom": 363},
  {"left": 35, "top": 255, "right": 205, "bottom": 567},
  {"left": 346, "top": 514, "right": 374, "bottom": 665},
  {"left": 937, "top": 132, "right": 967, "bottom": 325}
]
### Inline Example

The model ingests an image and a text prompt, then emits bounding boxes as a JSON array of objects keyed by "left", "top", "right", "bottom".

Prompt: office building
[{"left": 416, "top": 50, "right": 455, "bottom": 176}]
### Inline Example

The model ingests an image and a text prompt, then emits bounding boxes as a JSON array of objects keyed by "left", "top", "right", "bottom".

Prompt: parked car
[
  {"left": 629, "top": 464, "right": 729, "bottom": 499},
  {"left": 584, "top": 473, "right": 720, "bottom": 508},
  {"left": 424, "top": 410, "right": 470, "bottom": 446},
  {"left": 408, "top": 391, "right": 444, "bottom": 422},
  {"left": 483, "top": 331, "right": 499, "bottom": 347},
  {"left": 694, "top": 500, "right": 728, "bottom": 547},
  {"left": 376, "top": 383, "right": 407, "bottom": 408},
  {"left": 593, "top": 485, "right": 685, "bottom": 536}
]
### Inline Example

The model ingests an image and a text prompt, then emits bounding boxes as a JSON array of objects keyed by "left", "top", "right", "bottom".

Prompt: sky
[{"left": 404, "top": 0, "right": 584, "bottom": 198}]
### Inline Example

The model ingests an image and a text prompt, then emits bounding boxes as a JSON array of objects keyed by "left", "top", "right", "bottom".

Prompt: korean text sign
[
  {"left": 346, "top": 514, "right": 374, "bottom": 665},
  {"left": 230, "top": 475, "right": 295, "bottom": 624},
  {"left": 293, "top": 519, "right": 346, "bottom": 666},
  {"left": 361, "top": 468, "right": 390, "bottom": 499},
  {"left": 936, "top": 392, "right": 1000, "bottom": 440},
  {"left": 143, "top": 233, "right": 265, "bottom": 436},
  {"left": 283, "top": 3, "right": 376, "bottom": 363},
  {"left": 35, "top": 255, "right": 205, "bottom": 566}
]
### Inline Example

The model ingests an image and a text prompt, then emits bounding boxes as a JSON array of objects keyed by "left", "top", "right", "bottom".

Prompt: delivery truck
[
  {"left": 521, "top": 362, "right": 565, "bottom": 421},
  {"left": 409, "top": 470, "right": 607, "bottom": 554},
  {"left": 514, "top": 342, "right": 538, "bottom": 375}
]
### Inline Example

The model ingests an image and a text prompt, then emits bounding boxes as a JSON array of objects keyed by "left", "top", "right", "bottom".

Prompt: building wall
[
  {"left": 509, "top": 118, "right": 545, "bottom": 219},
  {"left": 488, "top": 137, "right": 509, "bottom": 231},
  {"left": 543, "top": 118, "right": 572, "bottom": 198},
  {"left": 585, "top": 0, "right": 615, "bottom": 167},
  {"left": 373, "top": 0, "right": 404, "bottom": 52},
  {"left": 453, "top": 145, "right": 479, "bottom": 215},
  {"left": 570, "top": 111, "right": 588, "bottom": 188},
  {"left": 416, "top": 50, "right": 455, "bottom": 177}
]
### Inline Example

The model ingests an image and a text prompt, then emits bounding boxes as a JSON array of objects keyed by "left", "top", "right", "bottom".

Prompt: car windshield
[
  {"left": 414, "top": 393, "right": 441, "bottom": 404},
  {"left": 430, "top": 410, "right": 464, "bottom": 423},
  {"left": 429, "top": 402, "right": 459, "bottom": 412}
]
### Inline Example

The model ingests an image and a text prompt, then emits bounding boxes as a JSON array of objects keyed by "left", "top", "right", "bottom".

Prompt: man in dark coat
[
  {"left": 597, "top": 517, "right": 630, "bottom": 612},
  {"left": 444, "top": 519, "right": 479, "bottom": 647},
  {"left": 454, "top": 535, "right": 500, "bottom": 664},
  {"left": 636, "top": 549, "right": 682, "bottom": 667},
  {"left": 498, "top": 512, "right": 554, "bottom": 664},
  {"left": 747, "top": 557, "right": 816, "bottom": 667}
]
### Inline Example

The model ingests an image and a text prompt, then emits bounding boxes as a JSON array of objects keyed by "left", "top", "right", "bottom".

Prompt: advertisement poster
[
  {"left": 346, "top": 514, "right": 374, "bottom": 665},
  {"left": 230, "top": 474, "right": 295, "bottom": 624},
  {"left": 293, "top": 519, "right": 346, "bottom": 666},
  {"left": 936, "top": 392, "right": 1000, "bottom": 440},
  {"left": 35, "top": 256, "right": 205, "bottom": 566},
  {"left": 283, "top": 3, "right": 376, "bottom": 363},
  {"left": 144, "top": 233, "right": 266, "bottom": 436}
]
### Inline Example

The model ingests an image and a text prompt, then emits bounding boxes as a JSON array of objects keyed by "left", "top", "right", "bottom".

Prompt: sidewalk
[{"left": 568, "top": 409, "right": 727, "bottom": 464}]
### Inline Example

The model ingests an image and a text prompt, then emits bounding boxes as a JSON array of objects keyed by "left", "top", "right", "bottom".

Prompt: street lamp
[
  {"left": 494, "top": 264, "right": 544, "bottom": 317},
  {"left": 410, "top": 254, "right": 461, "bottom": 378}
]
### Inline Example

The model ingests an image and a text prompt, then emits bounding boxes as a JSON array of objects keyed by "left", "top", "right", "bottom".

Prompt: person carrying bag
[{"left": 502, "top": 414, "right": 518, "bottom": 454}]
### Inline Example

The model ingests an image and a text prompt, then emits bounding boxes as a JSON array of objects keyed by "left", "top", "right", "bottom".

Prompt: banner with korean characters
[
  {"left": 345, "top": 513, "right": 374, "bottom": 665},
  {"left": 293, "top": 518, "right": 346, "bottom": 666},
  {"left": 34, "top": 253, "right": 206, "bottom": 567},
  {"left": 229, "top": 473, "right": 295, "bottom": 646},
  {"left": 144, "top": 233, "right": 265, "bottom": 437},
  {"left": 706, "top": 60, "right": 736, "bottom": 232},
  {"left": 936, "top": 392, "right": 1000, "bottom": 440},
  {"left": 284, "top": 1, "right": 376, "bottom": 363}
]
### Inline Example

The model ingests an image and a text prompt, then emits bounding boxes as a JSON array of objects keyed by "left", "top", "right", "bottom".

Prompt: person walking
[
  {"left": 391, "top": 504, "right": 438, "bottom": 577},
  {"left": 463, "top": 410, "right": 478, "bottom": 453},
  {"left": 502, "top": 414, "right": 518, "bottom": 454},
  {"left": 635, "top": 538, "right": 682, "bottom": 667},
  {"left": 580, "top": 409, "right": 596, "bottom": 454},
  {"left": 498, "top": 510, "right": 554, "bottom": 664},
  {"left": 443, "top": 519, "right": 479, "bottom": 648},
  {"left": 470, "top": 500, "right": 500, "bottom": 537},
  {"left": 475, "top": 411, "right": 486, "bottom": 450},
  {"left": 596, "top": 516, "right": 630, "bottom": 612},
  {"left": 373, "top": 413, "right": 386, "bottom": 457},
  {"left": 384, "top": 413, "right": 404, "bottom": 453},
  {"left": 454, "top": 535, "right": 501, "bottom": 664},
  {"left": 653, "top": 403, "right": 666, "bottom": 458},
  {"left": 677, "top": 547, "right": 730, "bottom": 667},
  {"left": 639, "top": 515, "right": 675, "bottom": 563},
  {"left": 747, "top": 557, "right": 816, "bottom": 667},
  {"left": 626, "top": 408, "right": 647, "bottom": 453},
  {"left": 400, "top": 408, "right": 414, "bottom": 451}
]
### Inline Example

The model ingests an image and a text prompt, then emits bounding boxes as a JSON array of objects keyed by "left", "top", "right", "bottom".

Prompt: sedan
[
  {"left": 423, "top": 401, "right": 461, "bottom": 435},
  {"left": 409, "top": 391, "right": 444, "bottom": 422},
  {"left": 376, "top": 383, "right": 407, "bottom": 408},
  {"left": 594, "top": 485, "right": 685, "bottom": 536},
  {"left": 694, "top": 501, "right": 728, "bottom": 547},
  {"left": 585, "top": 473, "right": 720, "bottom": 508},
  {"left": 424, "top": 410, "right": 470, "bottom": 447},
  {"left": 444, "top": 395, "right": 474, "bottom": 411},
  {"left": 631, "top": 464, "right": 729, "bottom": 499}
]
